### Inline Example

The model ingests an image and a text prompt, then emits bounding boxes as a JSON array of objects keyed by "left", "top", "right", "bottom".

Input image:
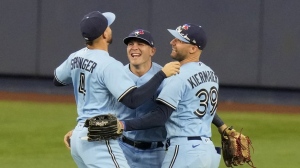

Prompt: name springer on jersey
[{"left": 71, "top": 57, "right": 97, "bottom": 73}]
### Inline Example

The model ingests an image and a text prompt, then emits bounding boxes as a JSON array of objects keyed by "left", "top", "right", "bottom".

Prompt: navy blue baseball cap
[
  {"left": 80, "top": 11, "right": 116, "bottom": 41},
  {"left": 123, "top": 29, "right": 154, "bottom": 47},
  {"left": 168, "top": 23, "right": 207, "bottom": 50}
]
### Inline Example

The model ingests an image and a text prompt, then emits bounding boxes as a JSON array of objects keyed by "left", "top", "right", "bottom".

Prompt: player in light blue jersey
[
  {"left": 54, "top": 11, "right": 180, "bottom": 168},
  {"left": 116, "top": 29, "right": 166, "bottom": 168},
  {"left": 122, "top": 23, "right": 223, "bottom": 168},
  {"left": 62, "top": 27, "right": 228, "bottom": 168},
  {"left": 63, "top": 27, "right": 228, "bottom": 168}
]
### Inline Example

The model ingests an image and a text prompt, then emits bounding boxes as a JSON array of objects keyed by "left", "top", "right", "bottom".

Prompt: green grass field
[{"left": 1, "top": 100, "right": 300, "bottom": 168}]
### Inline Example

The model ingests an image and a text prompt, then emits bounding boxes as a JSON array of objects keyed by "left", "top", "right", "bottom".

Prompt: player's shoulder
[
  {"left": 152, "top": 62, "right": 163, "bottom": 69},
  {"left": 67, "top": 47, "right": 87, "bottom": 59},
  {"left": 198, "top": 62, "right": 215, "bottom": 71}
]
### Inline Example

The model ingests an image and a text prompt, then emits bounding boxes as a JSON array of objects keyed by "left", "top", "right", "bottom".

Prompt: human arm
[
  {"left": 53, "top": 58, "right": 72, "bottom": 86},
  {"left": 119, "top": 62, "right": 180, "bottom": 109},
  {"left": 53, "top": 78, "right": 66, "bottom": 86},
  {"left": 212, "top": 113, "right": 228, "bottom": 134},
  {"left": 120, "top": 70, "right": 165, "bottom": 109},
  {"left": 122, "top": 102, "right": 174, "bottom": 131},
  {"left": 63, "top": 130, "right": 73, "bottom": 149}
]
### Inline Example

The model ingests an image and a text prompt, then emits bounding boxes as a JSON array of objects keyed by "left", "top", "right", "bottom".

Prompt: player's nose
[{"left": 170, "top": 39, "right": 176, "bottom": 45}]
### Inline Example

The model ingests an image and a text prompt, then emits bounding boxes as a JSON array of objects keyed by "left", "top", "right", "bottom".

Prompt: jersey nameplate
[
  {"left": 187, "top": 70, "right": 218, "bottom": 89},
  {"left": 71, "top": 57, "right": 97, "bottom": 73}
]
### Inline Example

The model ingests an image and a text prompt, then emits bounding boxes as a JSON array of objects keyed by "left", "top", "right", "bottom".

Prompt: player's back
[
  {"left": 66, "top": 48, "right": 135, "bottom": 122},
  {"left": 157, "top": 62, "right": 219, "bottom": 139}
]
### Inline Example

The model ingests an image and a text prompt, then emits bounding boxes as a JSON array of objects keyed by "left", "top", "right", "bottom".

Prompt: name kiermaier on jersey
[
  {"left": 187, "top": 70, "right": 218, "bottom": 89},
  {"left": 71, "top": 56, "right": 97, "bottom": 73}
]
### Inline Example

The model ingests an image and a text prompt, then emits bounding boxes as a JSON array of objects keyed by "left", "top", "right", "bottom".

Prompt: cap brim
[
  {"left": 167, "top": 29, "right": 189, "bottom": 43},
  {"left": 103, "top": 12, "right": 115, "bottom": 26},
  {"left": 123, "top": 36, "right": 153, "bottom": 46}
]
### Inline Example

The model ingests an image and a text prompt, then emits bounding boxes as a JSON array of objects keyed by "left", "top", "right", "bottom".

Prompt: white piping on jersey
[
  {"left": 157, "top": 98, "right": 176, "bottom": 110},
  {"left": 54, "top": 71, "right": 68, "bottom": 85},
  {"left": 117, "top": 86, "right": 137, "bottom": 101},
  {"left": 105, "top": 140, "right": 120, "bottom": 168},
  {"left": 169, "top": 145, "right": 179, "bottom": 168}
]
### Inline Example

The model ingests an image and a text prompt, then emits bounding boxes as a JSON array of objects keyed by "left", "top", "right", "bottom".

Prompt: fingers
[
  {"left": 162, "top": 61, "right": 181, "bottom": 77},
  {"left": 63, "top": 130, "right": 73, "bottom": 150},
  {"left": 117, "top": 121, "right": 124, "bottom": 134}
]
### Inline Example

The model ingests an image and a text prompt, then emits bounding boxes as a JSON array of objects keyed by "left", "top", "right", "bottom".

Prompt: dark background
[{"left": 1, "top": 0, "right": 300, "bottom": 102}]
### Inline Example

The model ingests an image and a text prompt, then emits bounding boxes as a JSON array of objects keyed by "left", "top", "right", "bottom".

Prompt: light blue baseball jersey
[
  {"left": 54, "top": 47, "right": 137, "bottom": 122},
  {"left": 117, "top": 62, "right": 166, "bottom": 142},
  {"left": 117, "top": 62, "right": 166, "bottom": 168},
  {"left": 157, "top": 62, "right": 219, "bottom": 139}
]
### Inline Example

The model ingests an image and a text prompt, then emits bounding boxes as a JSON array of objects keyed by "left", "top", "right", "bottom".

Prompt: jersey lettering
[
  {"left": 71, "top": 57, "right": 97, "bottom": 73},
  {"left": 187, "top": 71, "right": 218, "bottom": 89}
]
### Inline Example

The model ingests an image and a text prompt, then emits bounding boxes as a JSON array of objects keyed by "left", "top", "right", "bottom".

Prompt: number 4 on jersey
[{"left": 79, "top": 72, "right": 86, "bottom": 95}]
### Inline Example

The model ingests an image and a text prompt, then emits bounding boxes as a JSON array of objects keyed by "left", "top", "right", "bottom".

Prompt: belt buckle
[{"left": 133, "top": 141, "right": 142, "bottom": 148}]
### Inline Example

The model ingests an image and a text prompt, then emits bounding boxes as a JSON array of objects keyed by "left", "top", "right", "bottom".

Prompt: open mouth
[{"left": 131, "top": 53, "right": 141, "bottom": 58}]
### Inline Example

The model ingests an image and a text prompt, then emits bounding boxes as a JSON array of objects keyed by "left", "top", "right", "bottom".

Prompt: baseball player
[
  {"left": 116, "top": 29, "right": 166, "bottom": 168},
  {"left": 53, "top": 11, "right": 180, "bottom": 168},
  {"left": 63, "top": 28, "right": 228, "bottom": 168},
  {"left": 121, "top": 23, "right": 222, "bottom": 168},
  {"left": 118, "top": 29, "right": 228, "bottom": 168}
]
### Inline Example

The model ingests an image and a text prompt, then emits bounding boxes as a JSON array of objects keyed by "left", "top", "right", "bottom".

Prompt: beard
[
  {"left": 171, "top": 52, "right": 185, "bottom": 62},
  {"left": 107, "top": 37, "right": 113, "bottom": 44}
]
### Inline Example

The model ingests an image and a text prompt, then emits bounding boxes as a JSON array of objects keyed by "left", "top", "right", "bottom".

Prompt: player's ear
[
  {"left": 150, "top": 47, "right": 156, "bottom": 57},
  {"left": 189, "top": 45, "right": 198, "bottom": 54},
  {"left": 102, "top": 27, "right": 110, "bottom": 39}
]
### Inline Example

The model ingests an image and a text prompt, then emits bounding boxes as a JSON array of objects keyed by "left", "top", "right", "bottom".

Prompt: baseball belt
[{"left": 121, "top": 136, "right": 164, "bottom": 150}]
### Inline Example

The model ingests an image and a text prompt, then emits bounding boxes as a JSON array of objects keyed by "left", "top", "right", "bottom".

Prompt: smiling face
[
  {"left": 126, "top": 39, "right": 156, "bottom": 67},
  {"left": 169, "top": 38, "right": 192, "bottom": 62}
]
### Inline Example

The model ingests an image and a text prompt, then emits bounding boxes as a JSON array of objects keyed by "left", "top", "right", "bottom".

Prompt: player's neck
[
  {"left": 129, "top": 62, "right": 152, "bottom": 77},
  {"left": 180, "top": 55, "right": 201, "bottom": 65},
  {"left": 180, "top": 50, "right": 201, "bottom": 65},
  {"left": 87, "top": 46, "right": 108, "bottom": 51},
  {"left": 87, "top": 39, "right": 109, "bottom": 51}
]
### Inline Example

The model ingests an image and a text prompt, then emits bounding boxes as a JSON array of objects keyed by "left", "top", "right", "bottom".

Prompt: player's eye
[{"left": 175, "top": 38, "right": 189, "bottom": 44}]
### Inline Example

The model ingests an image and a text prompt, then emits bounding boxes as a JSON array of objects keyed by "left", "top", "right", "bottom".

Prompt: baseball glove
[
  {"left": 221, "top": 126, "right": 255, "bottom": 168},
  {"left": 83, "top": 114, "right": 123, "bottom": 141}
]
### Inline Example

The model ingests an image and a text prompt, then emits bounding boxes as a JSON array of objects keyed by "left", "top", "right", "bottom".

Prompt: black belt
[
  {"left": 187, "top": 136, "right": 211, "bottom": 141},
  {"left": 121, "top": 136, "right": 164, "bottom": 150}
]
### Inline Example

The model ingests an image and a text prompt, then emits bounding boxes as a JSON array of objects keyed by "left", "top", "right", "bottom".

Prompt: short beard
[
  {"left": 108, "top": 38, "right": 113, "bottom": 44},
  {"left": 172, "top": 53, "right": 185, "bottom": 62}
]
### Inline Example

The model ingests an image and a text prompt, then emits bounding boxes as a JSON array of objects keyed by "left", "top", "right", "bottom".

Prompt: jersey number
[
  {"left": 193, "top": 86, "right": 218, "bottom": 118},
  {"left": 78, "top": 72, "right": 86, "bottom": 95}
]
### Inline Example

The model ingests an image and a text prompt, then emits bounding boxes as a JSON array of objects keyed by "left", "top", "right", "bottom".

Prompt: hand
[
  {"left": 63, "top": 130, "right": 73, "bottom": 149},
  {"left": 117, "top": 120, "right": 124, "bottom": 133},
  {"left": 162, "top": 61, "right": 180, "bottom": 77},
  {"left": 218, "top": 124, "right": 228, "bottom": 134}
]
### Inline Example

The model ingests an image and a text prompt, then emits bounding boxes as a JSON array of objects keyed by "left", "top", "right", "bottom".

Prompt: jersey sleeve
[
  {"left": 54, "top": 57, "right": 72, "bottom": 85},
  {"left": 156, "top": 76, "right": 185, "bottom": 110},
  {"left": 102, "top": 61, "right": 136, "bottom": 100}
]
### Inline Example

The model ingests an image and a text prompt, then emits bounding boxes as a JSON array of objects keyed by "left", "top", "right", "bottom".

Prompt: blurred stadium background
[{"left": 1, "top": 0, "right": 300, "bottom": 105}]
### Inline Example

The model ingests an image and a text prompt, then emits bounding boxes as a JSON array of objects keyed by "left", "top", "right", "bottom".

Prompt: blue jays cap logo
[
  {"left": 176, "top": 24, "right": 193, "bottom": 43},
  {"left": 124, "top": 29, "right": 155, "bottom": 47},
  {"left": 175, "top": 23, "right": 206, "bottom": 49},
  {"left": 181, "top": 24, "right": 190, "bottom": 30},
  {"left": 134, "top": 30, "right": 145, "bottom": 36}
]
